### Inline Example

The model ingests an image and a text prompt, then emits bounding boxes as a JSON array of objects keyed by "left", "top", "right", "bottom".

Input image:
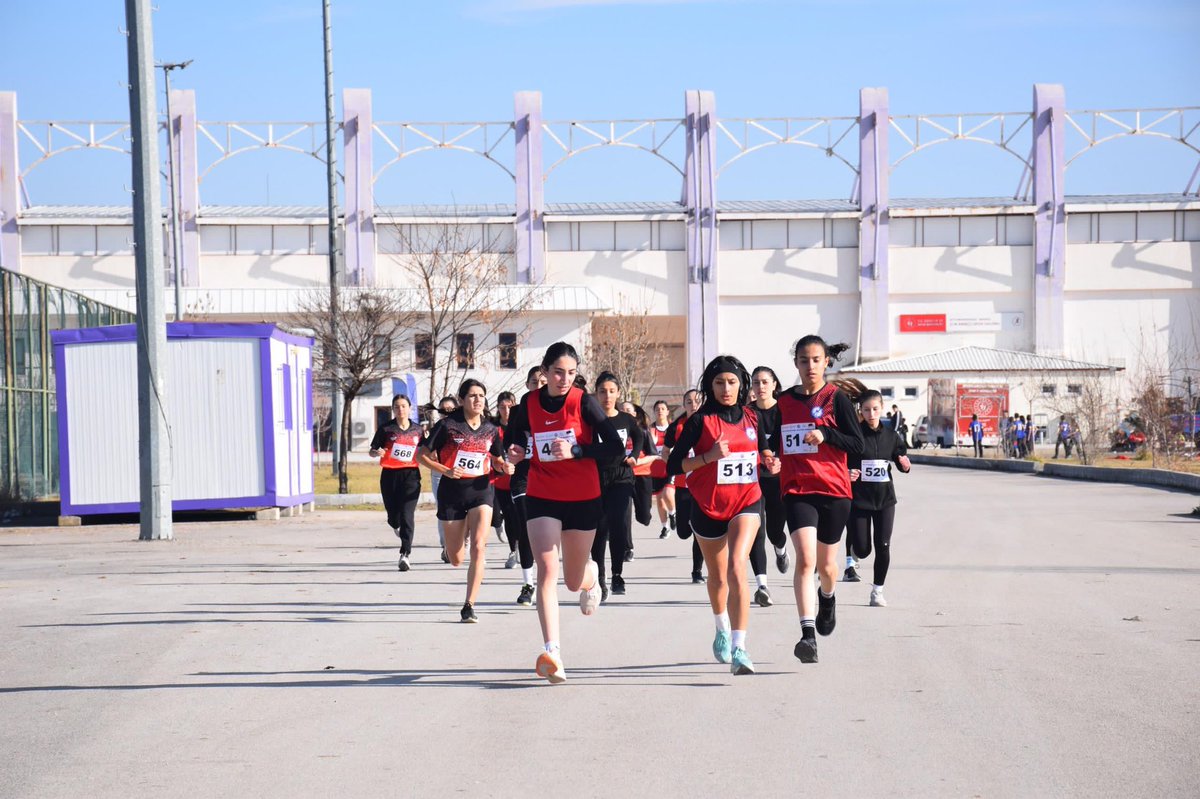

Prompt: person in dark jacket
[{"left": 846, "top": 389, "right": 911, "bottom": 608}]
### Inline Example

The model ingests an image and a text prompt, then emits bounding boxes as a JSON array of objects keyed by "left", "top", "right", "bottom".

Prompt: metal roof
[{"left": 838, "top": 346, "right": 1120, "bottom": 374}]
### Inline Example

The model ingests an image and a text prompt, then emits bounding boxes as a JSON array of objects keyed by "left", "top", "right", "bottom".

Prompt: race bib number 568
[{"left": 390, "top": 443, "right": 416, "bottom": 463}]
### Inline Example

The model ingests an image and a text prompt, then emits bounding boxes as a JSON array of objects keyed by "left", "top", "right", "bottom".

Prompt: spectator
[
  {"left": 1014, "top": 414, "right": 1028, "bottom": 458},
  {"left": 968, "top": 413, "right": 984, "bottom": 458},
  {"left": 1053, "top": 416, "right": 1073, "bottom": 459}
]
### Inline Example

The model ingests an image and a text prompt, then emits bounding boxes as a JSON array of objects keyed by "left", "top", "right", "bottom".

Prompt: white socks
[
  {"left": 775, "top": 546, "right": 787, "bottom": 557},
  {"left": 755, "top": 574, "right": 768, "bottom": 589},
  {"left": 714, "top": 612, "right": 731, "bottom": 633},
  {"left": 544, "top": 640, "right": 559, "bottom": 654},
  {"left": 731, "top": 630, "right": 746, "bottom": 649},
  {"left": 845, "top": 555, "right": 855, "bottom": 568},
  {"left": 521, "top": 567, "right": 533, "bottom": 585}
]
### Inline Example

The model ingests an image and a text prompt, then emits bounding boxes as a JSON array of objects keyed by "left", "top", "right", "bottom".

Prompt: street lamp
[{"left": 158, "top": 59, "right": 192, "bottom": 322}]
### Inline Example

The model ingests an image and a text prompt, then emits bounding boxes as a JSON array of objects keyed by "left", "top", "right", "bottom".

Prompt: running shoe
[
  {"left": 659, "top": 525, "right": 669, "bottom": 539},
  {"left": 691, "top": 571, "right": 705, "bottom": 584},
  {"left": 504, "top": 551, "right": 518, "bottom": 570},
  {"left": 600, "top": 581, "right": 610, "bottom": 605},
  {"left": 816, "top": 592, "right": 837, "bottom": 636},
  {"left": 460, "top": 602, "right": 478, "bottom": 623},
  {"left": 754, "top": 586, "right": 773, "bottom": 607},
  {"left": 794, "top": 635, "right": 819, "bottom": 663},
  {"left": 611, "top": 574, "right": 626, "bottom": 595},
  {"left": 624, "top": 548, "right": 634, "bottom": 563},
  {"left": 843, "top": 566, "right": 861, "bottom": 583},
  {"left": 870, "top": 587, "right": 887, "bottom": 607},
  {"left": 775, "top": 549, "right": 790, "bottom": 574},
  {"left": 393, "top": 527, "right": 402, "bottom": 538},
  {"left": 517, "top": 583, "right": 535, "bottom": 606},
  {"left": 535, "top": 650, "right": 566, "bottom": 684},
  {"left": 397, "top": 554, "right": 410, "bottom": 572},
  {"left": 730, "top": 647, "right": 755, "bottom": 675},
  {"left": 580, "top": 565, "right": 601, "bottom": 615},
  {"left": 669, "top": 512, "right": 677, "bottom": 531},
  {"left": 712, "top": 630, "right": 732, "bottom": 664},
  {"left": 440, "top": 548, "right": 450, "bottom": 564}
]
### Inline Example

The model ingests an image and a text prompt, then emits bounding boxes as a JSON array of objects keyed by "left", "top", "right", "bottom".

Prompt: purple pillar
[
  {"left": 684, "top": 90, "right": 718, "bottom": 386},
  {"left": 858, "top": 88, "right": 890, "bottom": 362},
  {"left": 514, "top": 91, "right": 544, "bottom": 284},
  {"left": 0, "top": 92, "right": 19, "bottom": 273},
  {"left": 170, "top": 89, "right": 200, "bottom": 287},
  {"left": 343, "top": 88, "right": 375, "bottom": 287},
  {"left": 1032, "top": 83, "right": 1065, "bottom": 356}
]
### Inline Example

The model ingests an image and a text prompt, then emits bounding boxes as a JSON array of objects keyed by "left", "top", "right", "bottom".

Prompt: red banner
[{"left": 898, "top": 313, "right": 947, "bottom": 333}]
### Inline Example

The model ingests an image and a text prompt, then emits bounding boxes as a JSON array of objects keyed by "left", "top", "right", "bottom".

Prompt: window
[
  {"left": 1041, "top": 384, "right": 1057, "bottom": 397},
  {"left": 880, "top": 386, "right": 895, "bottom": 399},
  {"left": 904, "top": 386, "right": 918, "bottom": 399},
  {"left": 456, "top": 333, "right": 475, "bottom": 369},
  {"left": 414, "top": 334, "right": 433, "bottom": 370},
  {"left": 1067, "top": 384, "right": 1082, "bottom": 396},
  {"left": 498, "top": 333, "right": 518, "bottom": 370},
  {"left": 372, "top": 335, "right": 392, "bottom": 369}
]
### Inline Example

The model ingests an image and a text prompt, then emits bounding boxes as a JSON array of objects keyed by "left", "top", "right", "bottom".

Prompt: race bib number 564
[{"left": 454, "top": 452, "right": 486, "bottom": 477}]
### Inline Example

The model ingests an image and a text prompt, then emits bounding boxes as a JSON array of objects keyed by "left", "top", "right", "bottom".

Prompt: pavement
[{"left": 1, "top": 469, "right": 1198, "bottom": 798}]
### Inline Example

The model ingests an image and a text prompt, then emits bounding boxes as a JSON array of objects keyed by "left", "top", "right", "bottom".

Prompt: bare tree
[
  {"left": 1047, "top": 370, "right": 1119, "bottom": 466},
  {"left": 288, "top": 287, "right": 416, "bottom": 493},
  {"left": 380, "top": 214, "right": 545, "bottom": 401},
  {"left": 583, "top": 296, "right": 673, "bottom": 405}
]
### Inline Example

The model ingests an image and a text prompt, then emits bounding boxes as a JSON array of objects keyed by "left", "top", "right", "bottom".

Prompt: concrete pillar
[
  {"left": 170, "top": 89, "right": 200, "bottom": 287},
  {"left": 1032, "top": 83, "right": 1066, "bottom": 356},
  {"left": 514, "top": 91, "right": 545, "bottom": 284},
  {"left": 684, "top": 90, "right": 718, "bottom": 387},
  {"left": 858, "top": 88, "right": 890, "bottom": 362},
  {"left": 0, "top": 92, "right": 20, "bottom": 273},
  {"left": 343, "top": 88, "right": 375, "bottom": 287}
]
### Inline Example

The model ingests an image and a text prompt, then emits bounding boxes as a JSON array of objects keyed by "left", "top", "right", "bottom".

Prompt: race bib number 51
[
  {"left": 533, "top": 429, "right": 578, "bottom": 462},
  {"left": 717, "top": 451, "right": 757, "bottom": 484},
  {"left": 454, "top": 451, "right": 487, "bottom": 477},
  {"left": 861, "top": 459, "right": 890, "bottom": 483},
  {"left": 781, "top": 422, "right": 817, "bottom": 455}
]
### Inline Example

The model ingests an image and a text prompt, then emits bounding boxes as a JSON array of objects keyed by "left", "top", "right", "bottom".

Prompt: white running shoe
[
  {"left": 579, "top": 561, "right": 601, "bottom": 616},
  {"left": 536, "top": 650, "right": 566, "bottom": 684},
  {"left": 504, "top": 551, "right": 518, "bottom": 569},
  {"left": 870, "top": 587, "right": 887, "bottom": 607}
]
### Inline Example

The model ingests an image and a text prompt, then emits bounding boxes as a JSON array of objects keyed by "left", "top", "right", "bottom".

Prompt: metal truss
[
  {"left": 541, "top": 119, "right": 685, "bottom": 179},
  {"left": 196, "top": 121, "right": 332, "bottom": 181},
  {"left": 1064, "top": 107, "right": 1200, "bottom": 195},
  {"left": 889, "top": 111, "right": 1035, "bottom": 198},
  {"left": 372, "top": 121, "right": 516, "bottom": 183},
  {"left": 715, "top": 116, "right": 860, "bottom": 178},
  {"left": 17, "top": 120, "right": 135, "bottom": 205}
]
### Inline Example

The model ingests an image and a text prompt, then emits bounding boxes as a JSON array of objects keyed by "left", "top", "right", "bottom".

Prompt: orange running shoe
[{"left": 535, "top": 651, "right": 566, "bottom": 684}]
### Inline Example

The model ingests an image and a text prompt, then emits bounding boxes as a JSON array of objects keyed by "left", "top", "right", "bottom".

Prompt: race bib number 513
[{"left": 717, "top": 451, "right": 757, "bottom": 484}]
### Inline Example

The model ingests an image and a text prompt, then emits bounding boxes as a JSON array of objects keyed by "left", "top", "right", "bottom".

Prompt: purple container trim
[
  {"left": 282, "top": 363, "right": 294, "bottom": 431},
  {"left": 269, "top": 327, "right": 315, "bottom": 347},
  {"left": 64, "top": 494, "right": 277, "bottom": 516},
  {"left": 53, "top": 341, "right": 73, "bottom": 511},
  {"left": 259, "top": 337, "right": 277, "bottom": 497},
  {"left": 50, "top": 321, "right": 308, "bottom": 347}
]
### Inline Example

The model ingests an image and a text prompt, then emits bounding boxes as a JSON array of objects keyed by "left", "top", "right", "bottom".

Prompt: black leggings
[
  {"left": 495, "top": 488, "right": 517, "bottom": 553},
  {"left": 380, "top": 468, "right": 421, "bottom": 556},
  {"left": 847, "top": 504, "right": 896, "bottom": 586},
  {"left": 749, "top": 476, "right": 787, "bottom": 576},
  {"left": 510, "top": 494, "right": 535, "bottom": 570},
  {"left": 633, "top": 476, "right": 653, "bottom": 527},
  {"left": 593, "top": 481, "right": 633, "bottom": 582},
  {"left": 674, "top": 488, "right": 705, "bottom": 575}
]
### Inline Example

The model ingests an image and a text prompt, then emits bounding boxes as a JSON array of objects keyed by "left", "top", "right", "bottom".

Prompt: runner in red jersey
[
  {"left": 418, "top": 379, "right": 512, "bottom": 624},
  {"left": 491, "top": 392, "right": 520, "bottom": 571},
  {"left": 368, "top": 393, "right": 423, "bottom": 573},
  {"left": 666, "top": 355, "right": 778, "bottom": 675},
  {"left": 663, "top": 389, "right": 706, "bottom": 583},
  {"left": 625, "top": 402, "right": 660, "bottom": 536},
  {"left": 649, "top": 400, "right": 676, "bottom": 538},
  {"left": 505, "top": 342, "right": 623, "bottom": 684},
  {"left": 762, "top": 335, "right": 864, "bottom": 665}
]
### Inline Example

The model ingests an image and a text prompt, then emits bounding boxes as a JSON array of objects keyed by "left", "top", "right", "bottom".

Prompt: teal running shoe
[
  {"left": 712, "top": 630, "right": 732, "bottom": 664},
  {"left": 731, "top": 647, "right": 755, "bottom": 675}
]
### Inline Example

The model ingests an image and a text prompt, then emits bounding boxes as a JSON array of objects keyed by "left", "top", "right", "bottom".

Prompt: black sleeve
[
  {"left": 666, "top": 413, "right": 705, "bottom": 476},
  {"left": 424, "top": 420, "right": 447, "bottom": 455},
  {"left": 489, "top": 427, "right": 504, "bottom": 458},
  {"left": 369, "top": 426, "right": 388, "bottom": 451},
  {"left": 893, "top": 431, "right": 910, "bottom": 470},
  {"left": 640, "top": 426, "right": 657, "bottom": 457},
  {"left": 664, "top": 418, "right": 680, "bottom": 448},
  {"left": 764, "top": 409, "right": 781, "bottom": 454},
  {"left": 821, "top": 391, "right": 865, "bottom": 456},
  {"left": 507, "top": 397, "right": 531, "bottom": 450},
  {"left": 580, "top": 394, "right": 624, "bottom": 461}
]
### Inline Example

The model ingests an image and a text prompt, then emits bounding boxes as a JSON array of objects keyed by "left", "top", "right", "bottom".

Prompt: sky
[{"left": 3, "top": 0, "right": 1198, "bottom": 207}]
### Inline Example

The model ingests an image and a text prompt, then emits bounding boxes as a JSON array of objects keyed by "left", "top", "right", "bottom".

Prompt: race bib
[
  {"left": 533, "top": 429, "right": 578, "bottom": 462},
  {"left": 781, "top": 422, "right": 817, "bottom": 455},
  {"left": 617, "top": 428, "right": 633, "bottom": 455},
  {"left": 861, "top": 459, "right": 890, "bottom": 483},
  {"left": 716, "top": 450, "right": 758, "bottom": 485},
  {"left": 389, "top": 443, "right": 416, "bottom": 463},
  {"left": 454, "top": 451, "right": 487, "bottom": 477}
]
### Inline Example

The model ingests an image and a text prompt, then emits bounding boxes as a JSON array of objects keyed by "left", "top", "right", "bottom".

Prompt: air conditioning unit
[{"left": 353, "top": 421, "right": 367, "bottom": 435}]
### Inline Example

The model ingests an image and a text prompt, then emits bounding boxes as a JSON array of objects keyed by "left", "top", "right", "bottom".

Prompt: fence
[{"left": 1, "top": 268, "right": 134, "bottom": 500}]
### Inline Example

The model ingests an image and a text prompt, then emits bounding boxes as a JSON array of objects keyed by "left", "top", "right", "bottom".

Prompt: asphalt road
[{"left": 2, "top": 469, "right": 1197, "bottom": 798}]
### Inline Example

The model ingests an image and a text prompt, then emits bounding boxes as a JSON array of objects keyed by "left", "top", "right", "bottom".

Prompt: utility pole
[
  {"left": 125, "top": 0, "right": 173, "bottom": 540},
  {"left": 159, "top": 59, "right": 192, "bottom": 322},
  {"left": 323, "top": 0, "right": 342, "bottom": 475}
]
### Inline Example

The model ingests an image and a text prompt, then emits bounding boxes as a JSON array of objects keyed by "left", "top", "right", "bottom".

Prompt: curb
[
  {"left": 314, "top": 492, "right": 436, "bottom": 507},
  {"left": 908, "top": 453, "right": 1200, "bottom": 493}
]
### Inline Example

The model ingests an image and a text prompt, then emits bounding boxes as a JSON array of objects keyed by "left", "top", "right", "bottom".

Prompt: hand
[
  {"left": 450, "top": 466, "right": 468, "bottom": 480},
  {"left": 551, "top": 438, "right": 573, "bottom": 460},
  {"left": 898, "top": 455, "right": 911, "bottom": 471},
  {"left": 498, "top": 460, "right": 515, "bottom": 476},
  {"left": 624, "top": 457, "right": 637, "bottom": 468},
  {"left": 849, "top": 468, "right": 861, "bottom": 482},
  {"left": 803, "top": 428, "right": 825, "bottom": 446},
  {"left": 764, "top": 454, "right": 781, "bottom": 475},
  {"left": 507, "top": 444, "right": 526, "bottom": 463},
  {"left": 369, "top": 449, "right": 381, "bottom": 459},
  {"left": 707, "top": 438, "right": 730, "bottom": 462}
]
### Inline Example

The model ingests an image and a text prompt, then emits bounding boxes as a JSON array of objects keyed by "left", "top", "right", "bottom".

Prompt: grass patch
[{"left": 312, "top": 461, "right": 433, "bottom": 495}]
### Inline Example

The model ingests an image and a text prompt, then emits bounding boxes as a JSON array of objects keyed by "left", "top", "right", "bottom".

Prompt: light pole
[
  {"left": 323, "top": 0, "right": 342, "bottom": 476},
  {"left": 159, "top": 59, "right": 192, "bottom": 322}
]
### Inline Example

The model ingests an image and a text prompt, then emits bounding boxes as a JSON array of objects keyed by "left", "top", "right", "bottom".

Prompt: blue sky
[{"left": 3, "top": 0, "right": 1198, "bottom": 207}]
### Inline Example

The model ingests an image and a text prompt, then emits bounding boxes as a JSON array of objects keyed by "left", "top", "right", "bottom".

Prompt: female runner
[
  {"left": 667, "top": 355, "right": 776, "bottom": 675},
  {"left": 627, "top": 403, "right": 659, "bottom": 533},
  {"left": 747, "top": 366, "right": 791, "bottom": 606},
  {"left": 650, "top": 400, "right": 676, "bottom": 538},
  {"left": 663, "top": 389, "right": 706, "bottom": 583},
  {"left": 762, "top": 335, "right": 864, "bottom": 664},
  {"left": 506, "top": 343, "right": 623, "bottom": 683},
  {"left": 417, "top": 379, "right": 512, "bottom": 623},
  {"left": 847, "top": 389, "right": 911, "bottom": 607},
  {"left": 368, "top": 393, "right": 423, "bottom": 572},
  {"left": 508, "top": 366, "right": 547, "bottom": 606},
  {"left": 491, "top": 391, "right": 520, "bottom": 570}
]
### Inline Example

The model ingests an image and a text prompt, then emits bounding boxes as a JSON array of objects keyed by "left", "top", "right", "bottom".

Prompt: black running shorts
[
  {"left": 689, "top": 496, "right": 764, "bottom": 540},
  {"left": 784, "top": 494, "right": 852, "bottom": 545},
  {"left": 524, "top": 496, "right": 604, "bottom": 532},
  {"left": 436, "top": 476, "right": 495, "bottom": 522}
]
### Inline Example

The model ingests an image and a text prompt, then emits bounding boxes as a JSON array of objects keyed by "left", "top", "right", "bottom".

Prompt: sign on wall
[{"left": 898, "top": 312, "right": 1023, "bottom": 334}]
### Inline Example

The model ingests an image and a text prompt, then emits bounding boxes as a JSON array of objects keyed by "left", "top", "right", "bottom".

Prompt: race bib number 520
[
  {"left": 781, "top": 422, "right": 817, "bottom": 455},
  {"left": 861, "top": 459, "right": 889, "bottom": 483},
  {"left": 533, "top": 429, "right": 578, "bottom": 462},
  {"left": 454, "top": 452, "right": 487, "bottom": 476}
]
